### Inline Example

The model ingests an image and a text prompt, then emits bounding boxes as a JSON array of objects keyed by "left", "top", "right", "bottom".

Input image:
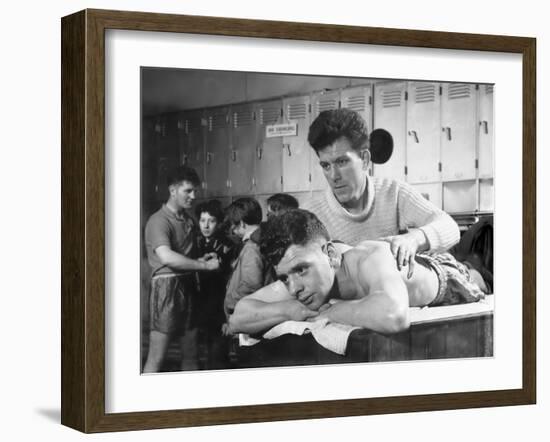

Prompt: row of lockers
[
  {"left": 374, "top": 81, "right": 494, "bottom": 184},
  {"left": 143, "top": 81, "right": 494, "bottom": 213}
]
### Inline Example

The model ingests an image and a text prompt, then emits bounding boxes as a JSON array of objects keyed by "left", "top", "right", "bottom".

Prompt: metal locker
[
  {"left": 406, "top": 82, "right": 441, "bottom": 184},
  {"left": 441, "top": 83, "right": 477, "bottom": 182},
  {"left": 154, "top": 115, "right": 180, "bottom": 201},
  {"left": 254, "top": 99, "right": 283, "bottom": 195},
  {"left": 311, "top": 89, "right": 341, "bottom": 191},
  {"left": 282, "top": 95, "right": 312, "bottom": 193},
  {"left": 142, "top": 117, "right": 158, "bottom": 203},
  {"left": 204, "top": 107, "right": 231, "bottom": 197},
  {"left": 155, "top": 157, "right": 171, "bottom": 201},
  {"left": 229, "top": 103, "right": 256, "bottom": 196},
  {"left": 180, "top": 110, "right": 206, "bottom": 187},
  {"left": 478, "top": 84, "right": 495, "bottom": 179},
  {"left": 479, "top": 179, "right": 494, "bottom": 212},
  {"left": 443, "top": 181, "right": 477, "bottom": 214},
  {"left": 411, "top": 183, "right": 442, "bottom": 210},
  {"left": 373, "top": 81, "right": 407, "bottom": 181},
  {"left": 341, "top": 84, "right": 374, "bottom": 178}
]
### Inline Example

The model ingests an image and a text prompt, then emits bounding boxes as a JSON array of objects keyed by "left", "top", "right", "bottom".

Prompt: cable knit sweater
[{"left": 302, "top": 177, "right": 460, "bottom": 253}]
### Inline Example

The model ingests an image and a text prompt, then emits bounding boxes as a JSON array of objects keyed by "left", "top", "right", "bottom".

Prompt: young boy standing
[
  {"left": 223, "top": 197, "right": 275, "bottom": 320},
  {"left": 194, "top": 199, "right": 234, "bottom": 368}
]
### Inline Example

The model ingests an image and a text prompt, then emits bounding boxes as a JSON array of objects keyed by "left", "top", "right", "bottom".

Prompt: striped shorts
[{"left": 416, "top": 253, "right": 486, "bottom": 307}]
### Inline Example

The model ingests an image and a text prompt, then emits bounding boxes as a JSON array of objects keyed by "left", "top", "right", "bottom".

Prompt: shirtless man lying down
[{"left": 228, "top": 209, "right": 487, "bottom": 336}]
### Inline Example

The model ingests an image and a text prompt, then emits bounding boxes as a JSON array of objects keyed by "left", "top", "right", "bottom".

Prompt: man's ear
[
  {"left": 323, "top": 241, "right": 342, "bottom": 269},
  {"left": 360, "top": 149, "right": 371, "bottom": 170},
  {"left": 168, "top": 184, "right": 176, "bottom": 197}
]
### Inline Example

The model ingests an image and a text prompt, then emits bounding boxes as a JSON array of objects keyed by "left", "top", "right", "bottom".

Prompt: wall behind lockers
[{"left": 141, "top": 69, "right": 494, "bottom": 223}]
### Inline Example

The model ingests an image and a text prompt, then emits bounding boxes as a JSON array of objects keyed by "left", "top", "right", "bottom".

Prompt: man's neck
[
  {"left": 341, "top": 176, "right": 369, "bottom": 214},
  {"left": 165, "top": 200, "right": 185, "bottom": 218}
]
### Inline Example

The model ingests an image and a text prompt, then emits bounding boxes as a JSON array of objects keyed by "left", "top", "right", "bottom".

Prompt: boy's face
[
  {"left": 266, "top": 205, "right": 276, "bottom": 219},
  {"left": 231, "top": 221, "right": 246, "bottom": 239},
  {"left": 199, "top": 212, "right": 218, "bottom": 238},
  {"left": 274, "top": 240, "right": 336, "bottom": 311}
]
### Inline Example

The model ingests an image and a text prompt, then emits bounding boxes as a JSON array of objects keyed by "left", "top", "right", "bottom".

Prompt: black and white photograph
[{"left": 140, "top": 68, "right": 495, "bottom": 373}]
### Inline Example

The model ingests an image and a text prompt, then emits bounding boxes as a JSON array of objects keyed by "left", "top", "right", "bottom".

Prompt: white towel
[{"left": 239, "top": 318, "right": 359, "bottom": 355}]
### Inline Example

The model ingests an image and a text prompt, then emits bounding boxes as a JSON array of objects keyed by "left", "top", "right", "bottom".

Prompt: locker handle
[
  {"left": 443, "top": 127, "right": 452, "bottom": 141},
  {"left": 257, "top": 147, "right": 263, "bottom": 160},
  {"left": 206, "top": 152, "right": 212, "bottom": 164},
  {"left": 231, "top": 150, "right": 237, "bottom": 161},
  {"left": 182, "top": 154, "right": 188, "bottom": 165},
  {"left": 408, "top": 130, "right": 419, "bottom": 143},
  {"left": 480, "top": 120, "right": 489, "bottom": 134},
  {"left": 285, "top": 144, "right": 292, "bottom": 156}
]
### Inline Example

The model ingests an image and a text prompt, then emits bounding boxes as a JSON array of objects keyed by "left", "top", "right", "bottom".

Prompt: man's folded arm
[
  {"left": 319, "top": 288, "right": 410, "bottom": 334},
  {"left": 228, "top": 281, "right": 317, "bottom": 335}
]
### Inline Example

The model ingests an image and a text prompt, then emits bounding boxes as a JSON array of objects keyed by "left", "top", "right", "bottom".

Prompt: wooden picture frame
[{"left": 61, "top": 8, "right": 536, "bottom": 433}]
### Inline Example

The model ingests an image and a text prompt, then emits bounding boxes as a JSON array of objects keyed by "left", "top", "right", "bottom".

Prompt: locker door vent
[
  {"left": 185, "top": 115, "right": 202, "bottom": 134},
  {"left": 208, "top": 111, "right": 228, "bottom": 131},
  {"left": 233, "top": 106, "right": 254, "bottom": 128},
  {"left": 382, "top": 90, "right": 402, "bottom": 108},
  {"left": 448, "top": 83, "right": 471, "bottom": 100},
  {"left": 259, "top": 105, "right": 280, "bottom": 125},
  {"left": 344, "top": 95, "right": 366, "bottom": 112},
  {"left": 415, "top": 84, "right": 436, "bottom": 103},
  {"left": 485, "top": 84, "right": 494, "bottom": 95},
  {"left": 287, "top": 103, "right": 308, "bottom": 120},
  {"left": 316, "top": 98, "right": 339, "bottom": 114}
]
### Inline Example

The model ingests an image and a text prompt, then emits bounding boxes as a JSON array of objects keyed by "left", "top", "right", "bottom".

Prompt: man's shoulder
[
  {"left": 372, "top": 176, "right": 404, "bottom": 193},
  {"left": 301, "top": 191, "right": 329, "bottom": 211},
  {"left": 346, "top": 241, "right": 392, "bottom": 263},
  {"left": 145, "top": 207, "right": 169, "bottom": 228}
]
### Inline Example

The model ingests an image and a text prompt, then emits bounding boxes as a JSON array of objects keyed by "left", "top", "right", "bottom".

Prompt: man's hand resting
[
  {"left": 380, "top": 229, "right": 428, "bottom": 278},
  {"left": 282, "top": 300, "right": 319, "bottom": 322}
]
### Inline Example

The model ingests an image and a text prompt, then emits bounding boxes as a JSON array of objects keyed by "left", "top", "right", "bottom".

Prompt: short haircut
[
  {"left": 166, "top": 165, "right": 201, "bottom": 188},
  {"left": 267, "top": 193, "right": 299, "bottom": 213},
  {"left": 307, "top": 108, "right": 369, "bottom": 154},
  {"left": 225, "top": 197, "right": 262, "bottom": 226},
  {"left": 260, "top": 209, "right": 330, "bottom": 266},
  {"left": 195, "top": 199, "right": 224, "bottom": 222}
]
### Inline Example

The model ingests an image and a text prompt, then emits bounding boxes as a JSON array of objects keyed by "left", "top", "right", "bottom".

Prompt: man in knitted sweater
[{"left": 304, "top": 108, "right": 460, "bottom": 277}]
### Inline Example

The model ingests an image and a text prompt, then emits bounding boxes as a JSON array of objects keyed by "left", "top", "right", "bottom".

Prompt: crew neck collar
[{"left": 325, "top": 176, "right": 375, "bottom": 221}]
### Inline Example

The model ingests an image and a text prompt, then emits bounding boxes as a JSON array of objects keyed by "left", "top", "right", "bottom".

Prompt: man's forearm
[
  {"left": 408, "top": 228, "right": 429, "bottom": 253},
  {"left": 418, "top": 214, "right": 460, "bottom": 253},
  {"left": 161, "top": 249, "right": 208, "bottom": 272},
  {"left": 323, "top": 293, "right": 410, "bottom": 334},
  {"left": 229, "top": 299, "right": 293, "bottom": 335}
]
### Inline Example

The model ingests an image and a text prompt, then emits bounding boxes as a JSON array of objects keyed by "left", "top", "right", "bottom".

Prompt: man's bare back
[{"left": 334, "top": 241, "right": 440, "bottom": 307}]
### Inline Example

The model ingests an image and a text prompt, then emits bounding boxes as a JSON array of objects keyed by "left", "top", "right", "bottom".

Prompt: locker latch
[
  {"left": 480, "top": 120, "right": 489, "bottom": 134},
  {"left": 408, "top": 130, "right": 419, "bottom": 143}
]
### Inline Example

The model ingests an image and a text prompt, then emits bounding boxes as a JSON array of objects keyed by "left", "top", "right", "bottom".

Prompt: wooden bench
[{"left": 235, "top": 296, "right": 494, "bottom": 368}]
